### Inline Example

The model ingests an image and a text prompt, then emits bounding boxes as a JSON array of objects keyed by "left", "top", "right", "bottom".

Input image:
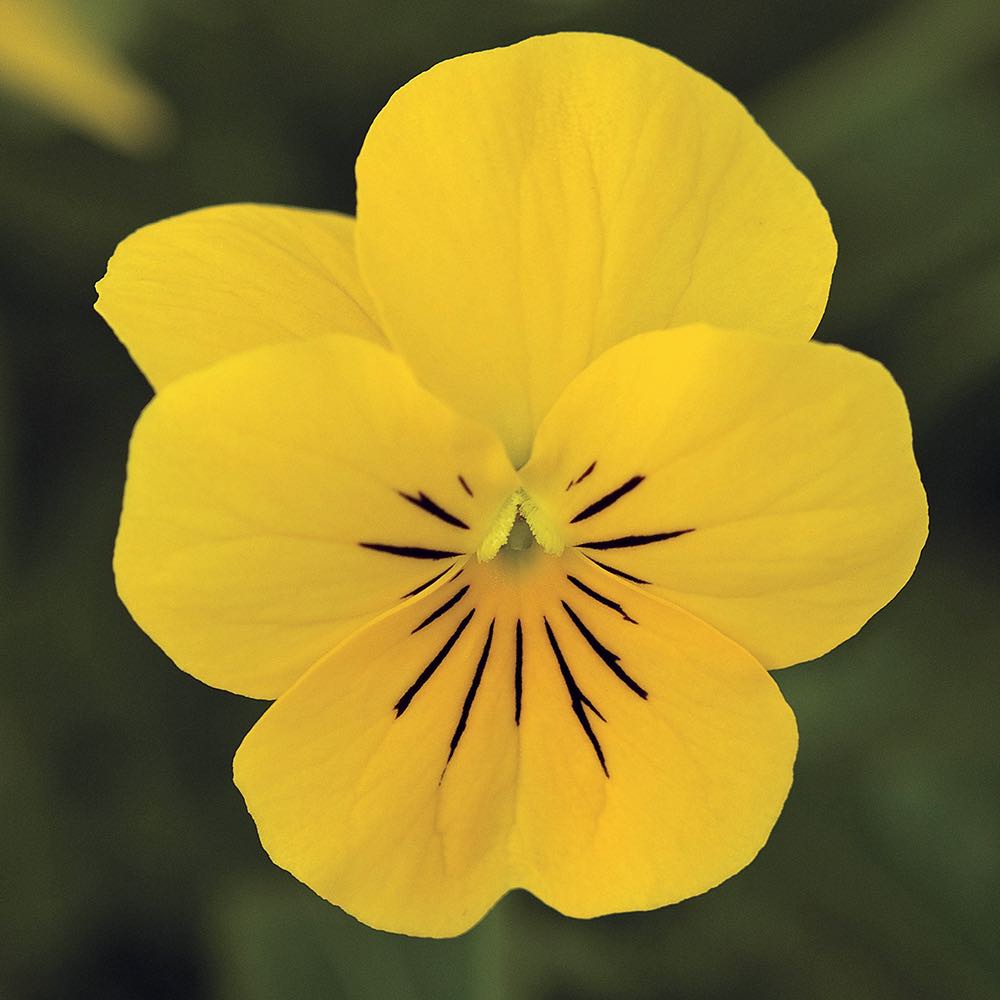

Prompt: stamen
[
  {"left": 519, "top": 495, "right": 565, "bottom": 556},
  {"left": 477, "top": 490, "right": 522, "bottom": 561},
  {"left": 477, "top": 488, "right": 564, "bottom": 561}
]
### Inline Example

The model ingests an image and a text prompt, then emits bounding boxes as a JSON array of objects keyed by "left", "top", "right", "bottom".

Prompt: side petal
[
  {"left": 96, "top": 204, "right": 386, "bottom": 390},
  {"left": 521, "top": 324, "right": 928, "bottom": 669},
  {"left": 233, "top": 551, "right": 795, "bottom": 936},
  {"left": 115, "top": 335, "right": 518, "bottom": 699},
  {"left": 356, "top": 32, "right": 835, "bottom": 465}
]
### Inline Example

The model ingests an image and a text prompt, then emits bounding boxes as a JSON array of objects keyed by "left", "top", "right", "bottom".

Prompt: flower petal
[
  {"left": 96, "top": 204, "right": 386, "bottom": 390},
  {"left": 521, "top": 324, "right": 928, "bottom": 669},
  {"left": 512, "top": 554, "right": 796, "bottom": 918},
  {"left": 234, "top": 551, "right": 795, "bottom": 935},
  {"left": 115, "top": 335, "right": 518, "bottom": 699},
  {"left": 234, "top": 572, "right": 519, "bottom": 938},
  {"left": 356, "top": 32, "right": 835, "bottom": 464}
]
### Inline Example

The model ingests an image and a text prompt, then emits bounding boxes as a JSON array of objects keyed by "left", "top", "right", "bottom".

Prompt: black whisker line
[
  {"left": 458, "top": 475, "right": 474, "bottom": 497},
  {"left": 399, "top": 490, "right": 470, "bottom": 530},
  {"left": 581, "top": 529, "right": 694, "bottom": 551},
  {"left": 411, "top": 585, "right": 470, "bottom": 633},
  {"left": 561, "top": 601, "right": 647, "bottom": 699},
  {"left": 566, "top": 575, "right": 637, "bottom": 623},
  {"left": 514, "top": 620, "right": 524, "bottom": 725},
  {"left": 399, "top": 567, "right": 451, "bottom": 600},
  {"left": 360, "top": 542, "right": 462, "bottom": 560},
  {"left": 585, "top": 556, "right": 651, "bottom": 585},
  {"left": 445, "top": 619, "right": 496, "bottom": 767},
  {"left": 566, "top": 460, "right": 597, "bottom": 491},
  {"left": 543, "top": 618, "right": 609, "bottom": 777},
  {"left": 394, "top": 609, "right": 475, "bottom": 716},
  {"left": 570, "top": 475, "right": 645, "bottom": 523},
  {"left": 576, "top": 687, "right": 606, "bottom": 722}
]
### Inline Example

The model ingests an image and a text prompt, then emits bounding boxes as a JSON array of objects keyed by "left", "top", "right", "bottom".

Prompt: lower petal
[
  {"left": 511, "top": 554, "right": 796, "bottom": 917},
  {"left": 234, "top": 550, "right": 796, "bottom": 935},
  {"left": 234, "top": 566, "right": 520, "bottom": 937}
]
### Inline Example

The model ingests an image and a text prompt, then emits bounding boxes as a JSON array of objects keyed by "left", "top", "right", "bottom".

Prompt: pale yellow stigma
[{"left": 477, "top": 488, "right": 564, "bottom": 561}]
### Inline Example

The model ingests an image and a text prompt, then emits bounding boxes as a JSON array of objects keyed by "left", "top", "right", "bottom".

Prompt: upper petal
[
  {"left": 521, "top": 324, "right": 928, "bottom": 669},
  {"left": 356, "top": 32, "right": 836, "bottom": 464},
  {"left": 115, "top": 335, "right": 518, "bottom": 699},
  {"left": 96, "top": 204, "right": 386, "bottom": 390}
]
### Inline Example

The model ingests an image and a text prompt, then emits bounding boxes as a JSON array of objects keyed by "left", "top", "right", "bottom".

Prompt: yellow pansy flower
[{"left": 97, "top": 34, "right": 927, "bottom": 937}]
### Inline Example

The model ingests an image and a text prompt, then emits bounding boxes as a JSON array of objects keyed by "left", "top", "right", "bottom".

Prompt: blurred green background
[{"left": 1, "top": 1, "right": 998, "bottom": 998}]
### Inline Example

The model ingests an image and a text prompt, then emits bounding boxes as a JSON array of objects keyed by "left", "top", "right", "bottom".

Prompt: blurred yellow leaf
[{"left": 0, "top": 0, "right": 172, "bottom": 154}]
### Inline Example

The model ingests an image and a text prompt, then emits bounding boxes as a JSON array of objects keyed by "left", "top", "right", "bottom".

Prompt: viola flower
[{"left": 97, "top": 33, "right": 927, "bottom": 937}]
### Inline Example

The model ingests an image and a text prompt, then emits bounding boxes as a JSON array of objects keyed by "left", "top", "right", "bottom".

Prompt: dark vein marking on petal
[
  {"left": 411, "top": 585, "right": 470, "bottom": 633},
  {"left": 458, "top": 475, "right": 474, "bottom": 497},
  {"left": 543, "top": 618, "right": 609, "bottom": 777},
  {"left": 399, "top": 566, "right": 451, "bottom": 600},
  {"left": 514, "top": 619, "right": 524, "bottom": 726},
  {"left": 585, "top": 556, "right": 651, "bottom": 585},
  {"left": 581, "top": 529, "right": 694, "bottom": 551},
  {"left": 360, "top": 542, "right": 463, "bottom": 560},
  {"left": 394, "top": 608, "right": 475, "bottom": 716},
  {"left": 445, "top": 619, "right": 495, "bottom": 767},
  {"left": 566, "top": 460, "right": 597, "bottom": 491},
  {"left": 561, "top": 601, "right": 647, "bottom": 699},
  {"left": 566, "top": 575, "right": 637, "bottom": 624},
  {"left": 570, "top": 475, "right": 645, "bottom": 523},
  {"left": 399, "top": 490, "right": 470, "bottom": 529},
  {"left": 575, "top": 685, "right": 605, "bottom": 721}
]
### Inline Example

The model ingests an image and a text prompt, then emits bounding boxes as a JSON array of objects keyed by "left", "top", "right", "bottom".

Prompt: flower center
[
  {"left": 506, "top": 513, "right": 535, "bottom": 552},
  {"left": 477, "top": 488, "right": 563, "bottom": 562}
]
